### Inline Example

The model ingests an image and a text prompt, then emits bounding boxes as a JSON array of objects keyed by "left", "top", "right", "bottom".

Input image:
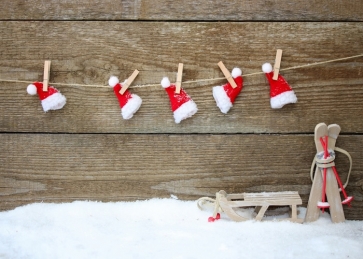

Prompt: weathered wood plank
[
  {"left": 0, "top": 22, "right": 362, "bottom": 133},
  {"left": 0, "top": 1, "right": 362, "bottom": 21},
  {"left": 1, "top": 134, "right": 362, "bottom": 219}
]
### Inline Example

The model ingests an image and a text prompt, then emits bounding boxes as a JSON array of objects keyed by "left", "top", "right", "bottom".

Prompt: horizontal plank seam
[
  {"left": 1, "top": 132, "right": 363, "bottom": 136},
  {"left": 0, "top": 19, "right": 362, "bottom": 22}
]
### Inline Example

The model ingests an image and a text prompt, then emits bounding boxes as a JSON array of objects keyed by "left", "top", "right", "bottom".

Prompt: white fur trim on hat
[
  {"left": 212, "top": 85, "right": 232, "bottom": 114},
  {"left": 231, "top": 68, "right": 242, "bottom": 78},
  {"left": 161, "top": 77, "right": 171, "bottom": 88},
  {"left": 121, "top": 93, "right": 142, "bottom": 119},
  {"left": 27, "top": 84, "right": 37, "bottom": 95},
  {"left": 262, "top": 63, "right": 273, "bottom": 73},
  {"left": 173, "top": 100, "right": 198, "bottom": 124},
  {"left": 41, "top": 92, "right": 67, "bottom": 112},
  {"left": 270, "top": 90, "right": 297, "bottom": 109},
  {"left": 108, "top": 76, "right": 119, "bottom": 87}
]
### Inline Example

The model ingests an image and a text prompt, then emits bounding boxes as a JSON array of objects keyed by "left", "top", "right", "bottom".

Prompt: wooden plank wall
[{"left": 0, "top": 1, "right": 362, "bottom": 219}]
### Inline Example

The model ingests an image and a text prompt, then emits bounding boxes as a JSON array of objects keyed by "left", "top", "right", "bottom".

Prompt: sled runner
[{"left": 198, "top": 190, "right": 303, "bottom": 223}]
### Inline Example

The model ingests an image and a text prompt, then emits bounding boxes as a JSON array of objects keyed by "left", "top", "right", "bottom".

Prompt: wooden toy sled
[{"left": 199, "top": 190, "right": 303, "bottom": 223}]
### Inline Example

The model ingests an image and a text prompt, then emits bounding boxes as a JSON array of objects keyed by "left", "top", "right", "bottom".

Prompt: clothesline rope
[{"left": 0, "top": 53, "right": 362, "bottom": 89}]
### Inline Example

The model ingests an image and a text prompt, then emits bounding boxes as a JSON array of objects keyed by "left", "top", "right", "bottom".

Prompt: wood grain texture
[
  {"left": 1, "top": 134, "right": 362, "bottom": 219},
  {"left": 0, "top": 22, "right": 362, "bottom": 133},
  {"left": 1, "top": 2, "right": 362, "bottom": 224},
  {"left": 0, "top": 1, "right": 362, "bottom": 21}
]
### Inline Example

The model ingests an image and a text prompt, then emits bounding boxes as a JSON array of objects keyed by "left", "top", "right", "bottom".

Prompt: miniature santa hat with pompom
[
  {"left": 262, "top": 63, "right": 297, "bottom": 109},
  {"left": 161, "top": 77, "right": 198, "bottom": 124},
  {"left": 108, "top": 76, "right": 142, "bottom": 119},
  {"left": 27, "top": 82, "right": 66, "bottom": 112},
  {"left": 212, "top": 68, "right": 243, "bottom": 114}
]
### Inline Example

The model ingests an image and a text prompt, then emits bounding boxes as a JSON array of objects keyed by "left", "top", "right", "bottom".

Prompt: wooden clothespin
[
  {"left": 218, "top": 61, "right": 237, "bottom": 88},
  {"left": 273, "top": 49, "right": 283, "bottom": 80},
  {"left": 119, "top": 70, "right": 139, "bottom": 95},
  {"left": 175, "top": 63, "right": 183, "bottom": 94},
  {"left": 43, "top": 60, "right": 51, "bottom": 91}
]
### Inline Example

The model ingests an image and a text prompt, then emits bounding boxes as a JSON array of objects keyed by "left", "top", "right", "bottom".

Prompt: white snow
[{"left": 0, "top": 199, "right": 362, "bottom": 259}]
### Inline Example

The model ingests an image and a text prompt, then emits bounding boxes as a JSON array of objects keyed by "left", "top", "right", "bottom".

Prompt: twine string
[{"left": 0, "top": 54, "right": 362, "bottom": 89}]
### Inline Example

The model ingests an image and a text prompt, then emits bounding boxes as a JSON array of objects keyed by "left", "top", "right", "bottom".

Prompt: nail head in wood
[
  {"left": 120, "top": 70, "right": 139, "bottom": 95},
  {"left": 175, "top": 63, "right": 183, "bottom": 94},
  {"left": 273, "top": 49, "right": 282, "bottom": 80},
  {"left": 43, "top": 60, "right": 51, "bottom": 91},
  {"left": 218, "top": 61, "right": 237, "bottom": 88}
]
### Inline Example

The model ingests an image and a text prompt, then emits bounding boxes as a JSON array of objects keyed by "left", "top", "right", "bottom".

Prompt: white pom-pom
[
  {"left": 108, "top": 76, "right": 119, "bottom": 87},
  {"left": 231, "top": 68, "right": 242, "bottom": 78},
  {"left": 161, "top": 77, "right": 171, "bottom": 88},
  {"left": 262, "top": 63, "right": 273, "bottom": 73},
  {"left": 27, "top": 84, "right": 37, "bottom": 95}
]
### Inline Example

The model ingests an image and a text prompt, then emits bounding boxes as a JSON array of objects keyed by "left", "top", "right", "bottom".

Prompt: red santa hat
[
  {"left": 212, "top": 68, "right": 243, "bottom": 113},
  {"left": 262, "top": 63, "right": 297, "bottom": 109},
  {"left": 27, "top": 82, "right": 66, "bottom": 112},
  {"left": 108, "top": 76, "right": 142, "bottom": 120},
  {"left": 161, "top": 77, "right": 198, "bottom": 124}
]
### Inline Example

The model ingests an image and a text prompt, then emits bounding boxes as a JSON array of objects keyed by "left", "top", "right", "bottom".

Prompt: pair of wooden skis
[{"left": 305, "top": 123, "right": 353, "bottom": 223}]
